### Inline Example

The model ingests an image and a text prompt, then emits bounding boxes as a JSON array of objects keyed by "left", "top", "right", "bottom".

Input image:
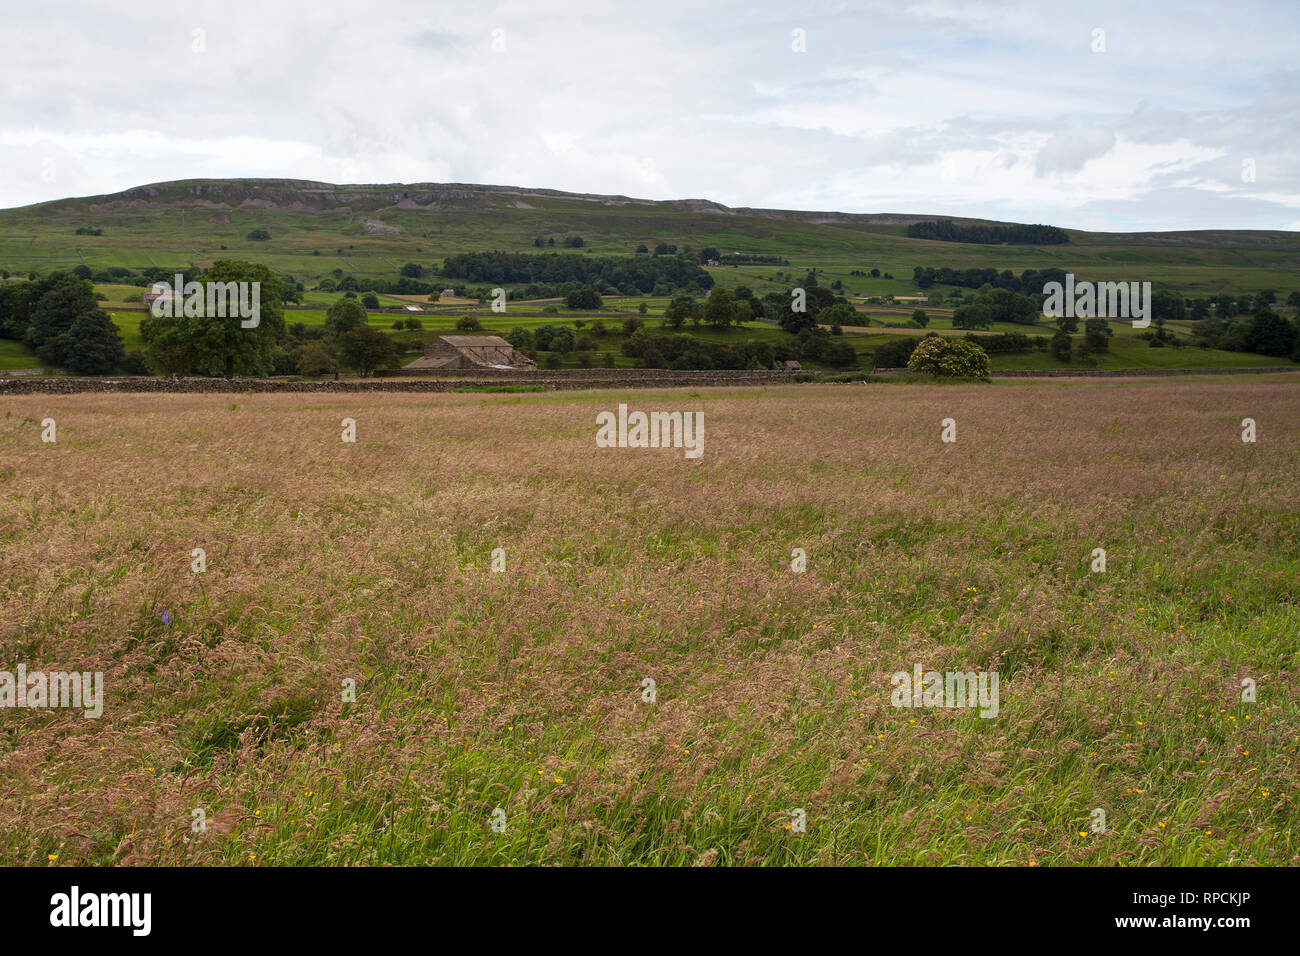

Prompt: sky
[{"left": 1, "top": 0, "right": 1297, "bottom": 232}]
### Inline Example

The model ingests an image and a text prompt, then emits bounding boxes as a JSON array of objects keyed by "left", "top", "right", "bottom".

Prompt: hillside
[{"left": 2, "top": 179, "right": 1299, "bottom": 298}]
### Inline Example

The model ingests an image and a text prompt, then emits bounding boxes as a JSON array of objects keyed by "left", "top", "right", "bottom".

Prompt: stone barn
[{"left": 402, "top": 335, "right": 536, "bottom": 371}]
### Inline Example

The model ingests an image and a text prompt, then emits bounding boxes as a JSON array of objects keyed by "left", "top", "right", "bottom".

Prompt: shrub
[
  {"left": 456, "top": 315, "right": 483, "bottom": 332},
  {"left": 871, "top": 337, "right": 919, "bottom": 369},
  {"left": 1051, "top": 330, "right": 1073, "bottom": 362},
  {"left": 297, "top": 341, "right": 337, "bottom": 376},
  {"left": 906, "top": 336, "right": 991, "bottom": 378}
]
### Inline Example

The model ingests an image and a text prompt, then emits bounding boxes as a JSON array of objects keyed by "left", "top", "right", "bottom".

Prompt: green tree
[
  {"left": 953, "top": 302, "right": 994, "bottom": 330},
  {"left": 338, "top": 326, "right": 397, "bottom": 376},
  {"left": 565, "top": 285, "right": 602, "bottom": 309},
  {"left": 26, "top": 274, "right": 99, "bottom": 363},
  {"left": 705, "top": 287, "right": 735, "bottom": 329},
  {"left": 139, "top": 260, "right": 286, "bottom": 377},
  {"left": 1244, "top": 310, "right": 1297, "bottom": 356},
  {"left": 297, "top": 340, "right": 338, "bottom": 376},
  {"left": 62, "top": 309, "right": 125, "bottom": 374},
  {"left": 906, "top": 336, "right": 990, "bottom": 378},
  {"left": 821, "top": 303, "right": 858, "bottom": 329},
  {"left": 1051, "top": 330, "right": 1073, "bottom": 362},
  {"left": 911, "top": 308, "right": 929, "bottom": 328},
  {"left": 324, "top": 296, "right": 368, "bottom": 338},
  {"left": 361, "top": 291, "right": 380, "bottom": 309}
]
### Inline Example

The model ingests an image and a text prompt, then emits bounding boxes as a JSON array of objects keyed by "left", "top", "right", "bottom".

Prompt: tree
[
  {"left": 953, "top": 302, "right": 994, "bottom": 330},
  {"left": 820, "top": 303, "right": 858, "bottom": 329},
  {"left": 400, "top": 262, "right": 423, "bottom": 278},
  {"left": 246, "top": 227, "right": 271, "bottom": 241},
  {"left": 911, "top": 308, "right": 929, "bottom": 328},
  {"left": 704, "top": 287, "right": 735, "bottom": 329},
  {"left": 62, "top": 309, "right": 125, "bottom": 374},
  {"left": 1151, "top": 289, "right": 1185, "bottom": 320},
  {"left": 564, "top": 285, "right": 602, "bottom": 309},
  {"left": 324, "top": 296, "right": 368, "bottom": 338},
  {"left": 297, "top": 340, "right": 338, "bottom": 376},
  {"left": 139, "top": 260, "right": 286, "bottom": 378},
  {"left": 906, "top": 336, "right": 990, "bottom": 378},
  {"left": 1084, "top": 329, "right": 1110, "bottom": 352},
  {"left": 872, "top": 337, "right": 918, "bottom": 368},
  {"left": 338, "top": 326, "right": 397, "bottom": 376},
  {"left": 25, "top": 274, "right": 99, "bottom": 362},
  {"left": 361, "top": 292, "right": 380, "bottom": 309},
  {"left": 663, "top": 295, "right": 700, "bottom": 330},
  {"left": 1244, "top": 310, "right": 1297, "bottom": 356},
  {"left": 1051, "top": 330, "right": 1073, "bottom": 362},
  {"left": 988, "top": 288, "right": 1036, "bottom": 324},
  {"left": 549, "top": 326, "right": 576, "bottom": 354}
]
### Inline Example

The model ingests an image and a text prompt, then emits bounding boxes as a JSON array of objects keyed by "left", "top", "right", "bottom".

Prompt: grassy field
[
  {"left": 1, "top": 179, "right": 1296, "bottom": 375},
  {"left": 1, "top": 379, "right": 1297, "bottom": 865},
  {"left": 3, "top": 180, "right": 1299, "bottom": 301}
]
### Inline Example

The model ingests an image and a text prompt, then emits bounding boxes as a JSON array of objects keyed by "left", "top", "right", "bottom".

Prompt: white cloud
[{"left": 0, "top": 0, "right": 1296, "bottom": 230}]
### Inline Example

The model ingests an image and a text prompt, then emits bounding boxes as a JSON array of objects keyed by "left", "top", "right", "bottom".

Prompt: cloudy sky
[{"left": 2, "top": 0, "right": 1297, "bottom": 231}]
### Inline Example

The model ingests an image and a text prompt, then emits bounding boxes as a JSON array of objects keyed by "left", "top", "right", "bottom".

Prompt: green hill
[
  {"left": 3, "top": 178, "right": 1298, "bottom": 296},
  {"left": 1, "top": 179, "right": 1297, "bottom": 374}
]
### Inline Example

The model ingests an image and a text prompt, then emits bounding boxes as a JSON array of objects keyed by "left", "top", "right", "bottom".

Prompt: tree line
[
  {"left": 440, "top": 251, "right": 714, "bottom": 294},
  {"left": 906, "top": 220, "right": 1069, "bottom": 245}
]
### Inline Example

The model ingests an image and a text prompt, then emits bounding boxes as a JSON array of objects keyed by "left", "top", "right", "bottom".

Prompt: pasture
[{"left": 1, "top": 378, "right": 1296, "bottom": 865}]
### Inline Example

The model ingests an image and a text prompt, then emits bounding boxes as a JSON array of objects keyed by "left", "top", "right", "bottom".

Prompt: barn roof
[{"left": 438, "top": 335, "right": 513, "bottom": 348}]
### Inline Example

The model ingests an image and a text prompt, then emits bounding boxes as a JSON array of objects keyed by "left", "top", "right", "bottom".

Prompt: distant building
[
  {"left": 403, "top": 304, "right": 423, "bottom": 312},
  {"left": 439, "top": 289, "right": 457, "bottom": 300},
  {"left": 402, "top": 335, "right": 536, "bottom": 371},
  {"left": 781, "top": 360, "right": 802, "bottom": 371},
  {"left": 141, "top": 283, "right": 177, "bottom": 313}
]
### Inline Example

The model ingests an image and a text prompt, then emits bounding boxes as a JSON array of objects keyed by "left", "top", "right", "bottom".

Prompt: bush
[
  {"left": 906, "top": 335, "right": 991, "bottom": 378},
  {"left": 455, "top": 315, "right": 483, "bottom": 332},
  {"left": 1051, "top": 330, "right": 1073, "bottom": 362},
  {"left": 871, "top": 337, "right": 919, "bottom": 369},
  {"left": 297, "top": 340, "right": 338, "bottom": 376}
]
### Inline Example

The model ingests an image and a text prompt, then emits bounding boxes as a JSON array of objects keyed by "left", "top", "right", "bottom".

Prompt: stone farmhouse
[{"left": 402, "top": 335, "right": 536, "bottom": 371}]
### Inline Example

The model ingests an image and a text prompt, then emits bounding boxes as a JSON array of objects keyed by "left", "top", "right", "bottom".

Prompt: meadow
[{"left": 1, "top": 377, "right": 1296, "bottom": 865}]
